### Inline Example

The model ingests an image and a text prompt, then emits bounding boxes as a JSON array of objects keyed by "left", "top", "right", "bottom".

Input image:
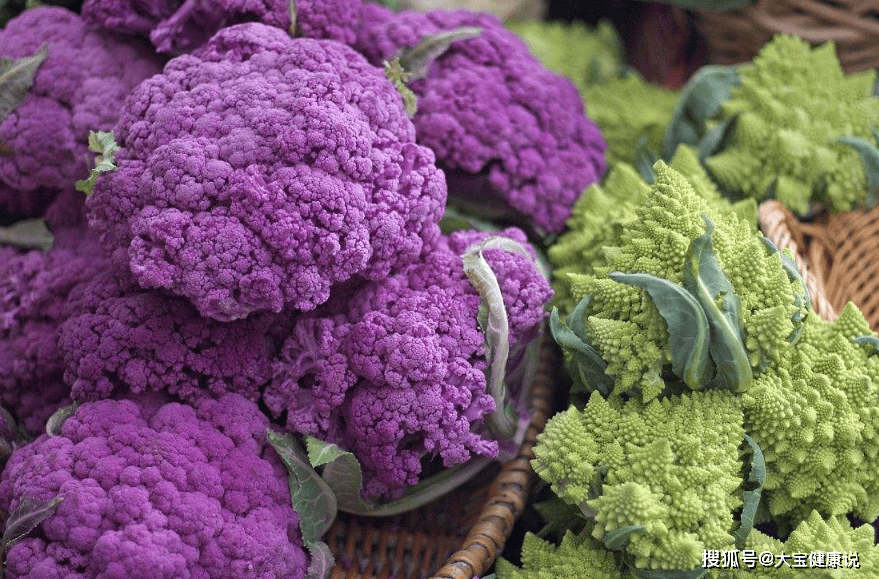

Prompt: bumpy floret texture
[
  {"left": 506, "top": 20, "right": 624, "bottom": 92},
  {"left": 355, "top": 5, "right": 607, "bottom": 234},
  {"left": 81, "top": 0, "right": 361, "bottom": 53},
  {"left": 496, "top": 532, "right": 631, "bottom": 579},
  {"left": 564, "top": 161, "right": 801, "bottom": 398},
  {"left": 550, "top": 146, "right": 757, "bottom": 317},
  {"left": 582, "top": 75, "right": 680, "bottom": 167},
  {"left": 708, "top": 513, "right": 876, "bottom": 578},
  {"left": 0, "top": 394, "right": 308, "bottom": 579},
  {"left": 58, "top": 270, "right": 285, "bottom": 404},
  {"left": 265, "top": 229, "right": 551, "bottom": 500},
  {"left": 532, "top": 390, "right": 745, "bottom": 572},
  {"left": 87, "top": 23, "right": 446, "bottom": 321},
  {"left": 704, "top": 35, "right": 879, "bottom": 214},
  {"left": 0, "top": 231, "right": 107, "bottom": 435},
  {"left": 742, "top": 304, "right": 879, "bottom": 523},
  {"left": 0, "top": 7, "right": 164, "bottom": 218}
]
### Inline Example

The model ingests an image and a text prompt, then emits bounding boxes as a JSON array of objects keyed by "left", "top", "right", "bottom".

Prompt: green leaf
[
  {"left": 75, "top": 130, "right": 119, "bottom": 196},
  {"left": 306, "top": 437, "right": 492, "bottom": 516},
  {"left": 462, "top": 236, "right": 535, "bottom": 439},
  {"left": 398, "top": 27, "right": 482, "bottom": 81},
  {"left": 1, "top": 495, "right": 63, "bottom": 550},
  {"left": 683, "top": 216, "right": 752, "bottom": 393},
  {"left": 266, "top": 431, "right": 337, "bottom": 543},
  {"left": 697, "top": 115, "right": 737, "bottom": 163},
  {"left": 854, "top": 336, "right": 879, "bottom": 351},
  {"left": 45, "top": 402, "right": 79, "bottom": 437},
  {"left": 603, "top": 524, "right": 644, "bottom": 551},
  {"left": 733, "top": 434, "right": 766, "bottom": 548},
  {"left": 664, "top": 65, "right": 739, "bottom": 159},
  {"left": 631, "top": 567, "right": 709, "bottom": 579},
  {"left": 0, "top": 44, "right": 48, "bottom": 126},
  {"left": 838, "top": 135, "right": 879, "bottom": 197},
  {"left": 384, "top": 58, "right": 417, "bottom": 118},
  {"left": 0, "top": 218, "right": 53, "bottom": 251},
  {"left": 550, "top": 303, "right": 614, "bottom": 396},
  {"left": 609, "top": 272, "right": 713, "bottom": 390},
  {"left": 634, "top": 135, "right": 660, "bottom": 184},
  {"left": 304, "top": 541, "right": 334, "bottom": 579}
]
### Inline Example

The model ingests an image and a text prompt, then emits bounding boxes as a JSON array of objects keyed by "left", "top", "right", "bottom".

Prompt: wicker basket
[
  {"left": 758, "top": 199, "right": 879, "bottom": 329},
  {"left": 695, "top": 0, "right": 879, "bottom": 73},
  {"left": 324, "top": 333, "right": 558, "bottom": 579}
]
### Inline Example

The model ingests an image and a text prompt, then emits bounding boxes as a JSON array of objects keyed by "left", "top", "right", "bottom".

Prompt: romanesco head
[
  {"left": 582, "top": 75, "right": 680, "bottom": 167},
  {"left": 507, "top": 20, "right": 624, "bottom": 93},
  {"left": 533, "top": 389, "right": 746, "bottom": 573},
  {"left": 704, "top": 34, "right": 879, "bottom": 214},
  {"left": 743, "top": 311, "right": 879, "bottom": 523},
  {"left": 561, "top": 161, "right": 804, "bottom": 397},
  {"left": 496, "top": 532, "right": 630, "bottom": 579}
]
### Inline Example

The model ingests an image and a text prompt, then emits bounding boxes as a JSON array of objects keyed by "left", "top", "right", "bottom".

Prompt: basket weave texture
[
  {"left": 758, "top": 199, "right": 879, "bottom": 329},
  {"left": 695, "top": 0, "right": 879, "bottom": 73},
  {"left": 325, "top": 333, "right": 558, "bottom": 579}
]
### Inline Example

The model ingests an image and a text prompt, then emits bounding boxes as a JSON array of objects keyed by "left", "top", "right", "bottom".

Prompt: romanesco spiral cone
[
  {"left": 507, "top": 20, "right": 624, "bottom": 93},
  {"left": 582, "top": 74, "right": 680, "bottom": 167},
  {"left": 562, "top": 161, "right": 803, "bottom": 397},
  {"left": 532, "top": 390, "right": 745, "bottom": 572},
  {"left": 704, "top": 35, "right": 879, "bottom": 214},
  {"left": 742, "top": 306, "right": 879, "bottom": 523},
  {"left": 709, "top": 513, "right": 877, "bottom": 578},
  {"left": 496, "top": 532, "right": 631, "bottom": 579}
]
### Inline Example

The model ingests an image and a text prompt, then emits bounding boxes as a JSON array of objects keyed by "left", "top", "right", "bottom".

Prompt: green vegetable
[{"left": 532, "top": 389, "right": 746, "bottom": 572}]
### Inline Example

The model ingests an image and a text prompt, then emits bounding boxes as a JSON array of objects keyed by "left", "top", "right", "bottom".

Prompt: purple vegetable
[
  {"left": 0, "top": 7, "right": 164, "bottom": 218},
  {"left": 59, "top": 270, "right": 286, "bottom": 403},
  {"left": 0, "top": 230, "right": 107, "bottom": 435},
  {"left": 81, "top": 0, "right": 362, "bottom": 53},
  {"left": 266, "top": 228, "right": 551, "bottom": 500},
  {"left": 355, "top": 5, "right": 607, "bottom": 234},
  {"left": 87, "top": 23, "right": 447, "bottom": 321},
  {"left": 0, "top": 393, "right": 308, "bottom": 579}
]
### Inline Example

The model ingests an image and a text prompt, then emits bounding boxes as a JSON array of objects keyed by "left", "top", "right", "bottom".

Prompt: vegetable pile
[
  {"left": 0, "top": 1, "right": 580, "bottom": 577},
  {"left": 5, "top": 1, "right": 879, "bottom": 577}
]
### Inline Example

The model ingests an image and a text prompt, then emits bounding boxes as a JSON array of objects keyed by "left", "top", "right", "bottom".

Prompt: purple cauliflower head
[
  {"left": 87, "top": 23, "right": 447, "bottom": 321},
  {"left": 355, "top": 5, "right": 607, "bottom": 235},
  {"left": 0, "top": 7, "right": 165, "bottom": 218},
  {"left": 81, "top": 0, "right": 362, "bottom": 53},
  {"left": 0, "top": 230, "right": 108, "bottom": 435},
  {"left": 58, "top": 270, "right": 286, "bottom": 404},
  {"left": 265, "top": 228, "right": 551, "bottom": 500},
  {"left": 0, "top": 393, "right": 308, "bottom": 579}
]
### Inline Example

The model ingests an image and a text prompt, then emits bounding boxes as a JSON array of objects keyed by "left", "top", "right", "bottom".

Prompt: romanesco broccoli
[
  {"left": 703, "top": 35, "right": 879, "bottom": 214},
  {"left": 560, "top": 160, "right": 802, "bottom": 398},
  {"left": 743, "top": 303, "right": 879, "bottom": 523},
  {"left": 496, "top": 532, "right": 631, "bottom": 579},
  {"left": 582, "top": 74, "right": 680, "bottom": 167},
  {"left": 507, "top": 20, "right": 624, "bottom": 92},
  {"left": 532, "top": 389, "right": 746, "bottom": 572}
]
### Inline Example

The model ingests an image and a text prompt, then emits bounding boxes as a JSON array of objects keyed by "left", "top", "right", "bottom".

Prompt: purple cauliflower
[
  {"left": 0, "top": 230, "right": 108, "bottom": 435},
  {"left": 354, "top": 5, "right": 607, "bottom": 235},
  {"left": 265, "top": 228, "right": 551, "bottom": 500},
  {"left": 81, "top": 0, "right": 362, "bottom": 53},
  {"left": 0, "top": 7, "right": 164, "bottom": 218},
  {"left": 87, "top": 23, "right": 447, "bottom": 322},
  {"left": 0, "top": 393, "right": 308, "bottom": 579},
  {"left": 58, "top": 270, "right": 286, "bottom": 403}
]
